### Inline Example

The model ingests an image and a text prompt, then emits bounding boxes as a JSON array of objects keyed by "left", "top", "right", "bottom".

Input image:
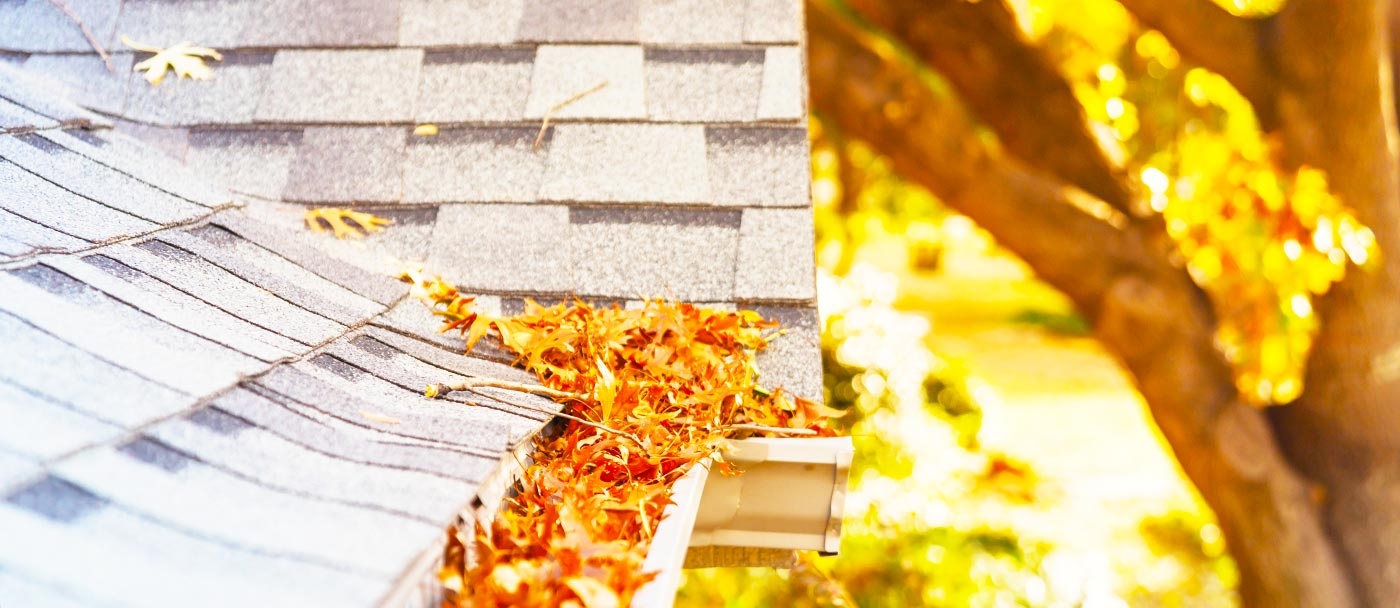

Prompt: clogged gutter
[{"left": 401, "top": 269, "right": 835, "bottom": 607}]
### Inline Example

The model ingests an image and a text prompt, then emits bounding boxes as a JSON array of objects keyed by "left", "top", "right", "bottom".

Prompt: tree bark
[{"left": 808, "top": 2, "right": 1363, "bottom": 605}]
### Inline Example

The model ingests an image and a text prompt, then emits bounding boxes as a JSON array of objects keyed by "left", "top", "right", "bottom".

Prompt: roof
[{"left": 0, "top": 1, "right": 818, "bottom": 606}]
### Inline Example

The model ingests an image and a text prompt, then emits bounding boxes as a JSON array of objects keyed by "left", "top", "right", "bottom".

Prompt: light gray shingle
[
  {"left": 570, "top": 207, "right": 739, "bottom": 300},
  {"left": 416, "top": 49, "right": 533, "bottom": 123},
  {"left": 0, "top": 382, "right": 120, "bottom": 461},
  {"left": 758, "top": 46, "right": 806, "bottom": 120},
  {"left": 123, "top": 53, "right": 273, "bottom": 126},
  {"left": 735, "top": 208, "right": 816, "bottom": 300},
  {"left": 426, "top": 204, "right": 571, "bottom": 293},
  {"left": 645, "top": 49, "right": 763, "bottom": 121},
  {"left": 518, "top": 0, "right": 639, "bottom": 42},
  {"left": 404, "top": 127, "right": 546, "bottom": 203},
  {"left": 540, "top": 124, "right": 708, "bottom": 203},
  {"left": 284, "top": 127, "right": 407, "bottom": 203},
  {"left": 110, "top": 0, "right": 255, "bottom": 48},
  {"left": 0, "top": 208, "right": 87, "bottom": 258},
  {"left": 255, "top": 49, "right": 422, "bottom": 123},
  {"left": 752, "top": 305, "right": 822, "bottom": 401},
  {"left": 0, "top": 0, "right": 121, "bottom": 53},
  {"left": 0, "top": 159, "right": 154, "bottom": 244},
  {"left": 639, "top": 0, "right": 745, "bottom": 43},
  {"left": 524, "top": 45, "right": 645, "bottom": 120},
  {"left": 186, "top": 128, "right": 302, "bottom": 199},
  {"left": 20, "top": 53, "right": 131, "bottom": 116},
  {"left": 399, "top": 0, "right": 524, "bottom": 45},
  {"left": 46, "top": 128, "right": 230, "bottom": 207},
  {"left": 744, "top": 0, "right": 803, "bottom": 43},
  {"left": 239, "top": 0, "right": 401, "bottom": 47},
  {"left": 706, "top": 126, "right": 810, "bottom": 206}
]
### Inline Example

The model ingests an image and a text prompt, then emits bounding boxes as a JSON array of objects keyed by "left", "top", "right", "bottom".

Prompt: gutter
[{"left": 632, "top": 436, "right": 855, "bottom": 607}]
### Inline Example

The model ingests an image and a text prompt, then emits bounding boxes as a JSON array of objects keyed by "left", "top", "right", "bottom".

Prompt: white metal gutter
[{"left": 631, "top": 436, "right": 855, "bottom": 608}]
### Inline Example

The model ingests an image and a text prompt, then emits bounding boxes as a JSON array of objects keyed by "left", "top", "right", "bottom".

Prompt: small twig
[
  {"left": 462, "top": 386, "right": 646, "bottom": 449},
  {"left": 728, "top": 423, "right": 819, "bottom": 436},
  {"left": 533, "top": 80, "right": 608, "bottom": 151},
  {"left": 427, "top": 377, "right": 585, "bottom": 402},
  {"left": 46, "top": 0, "right": 114, "bottom": 72}
]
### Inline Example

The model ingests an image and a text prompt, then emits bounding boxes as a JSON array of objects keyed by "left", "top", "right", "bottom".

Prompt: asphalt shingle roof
[{"left": 0, "top": 0, "right": 815, "bottom": 605}]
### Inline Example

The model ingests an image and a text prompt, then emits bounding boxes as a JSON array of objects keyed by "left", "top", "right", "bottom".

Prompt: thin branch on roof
[
  {"left": 534, "top": 80, "right": 609, "bottom": 151},
  {"left": 460, "top": 386, "right": 646, "bottom": 449},
  {"left": 426, "top": 377, "right": 584, "bottom": 402},
  {"left": 46, "top": 0, "right": 114, "bottom": 72}
]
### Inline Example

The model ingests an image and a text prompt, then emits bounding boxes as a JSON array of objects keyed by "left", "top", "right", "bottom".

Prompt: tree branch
[
  {"left": 1115, "top": 0, "right": 1277, "bottom": 124},
  {"left": 844, "top": 0, "right": 1135, "bottom": 215}
]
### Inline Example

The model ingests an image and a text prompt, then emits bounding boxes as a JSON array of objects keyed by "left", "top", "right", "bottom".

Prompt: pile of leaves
[{"left": 400, "top": 269, "right": 834, "bottom": 606}]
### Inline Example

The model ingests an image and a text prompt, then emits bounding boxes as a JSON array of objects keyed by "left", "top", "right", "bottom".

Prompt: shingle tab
[
  {"left": 645, "top": 49, "right": 763, "bottom": 121},
  {"left": 525, "top": 45, "right": 645, "bottom": 120},
  {"left": 0, "top": 268, "right": 264, "bottom": 396},
  {"left": 0, "top": 208, "right": 87, "bottom": 259},
  {"left": 0, "top": 382, "right": 120, "bottom": 461},
  {"left": 518, "top": 0, "right": 639, "bottom": 42},
  {"left": 123, "top": 53, "right": 273, "bottom": 126},
  {"left": 400, "top": 0, "right": 525, "bottom": 46},
  {"left": 46, "top": 128, "right": 230, "bottom": 207},
  {"left": 571, "top": 208, "right": 739, "bottom": 300},
  {"left": 102, "top": 241, "right": 347, "bottom": 346},
  {"left": 0, "top": 0, "right": 121, "bottom": 53},
  {"left": 639, "top": 0, "right": 745, "bottom": 43},
  {"left": 255, "top": 49, "right": 422, "bottom": 123},
  {"left": 427, "top": 204, "right": 572, "bottom": 293},
  {"left": 540, "top": 124, "right": 708, "bottom": 203},
  {"left": 53, "top": 446, "right": 439, "bottom": 578},
  {"left": 735, "top": 208, "right": 816, "bottom": 300},
  {"left": 416, "top": 49, "right": 533, "bottom": 122},
  {"left": 111, "top": 0, "right": 255, "bottom": 48},
  {"left": 20, "top": 52, "right": 131, "bottom": 116},
  {"left": 0, "top": 62, "right": 107, "bottom": 126},
  {"left": 404, "top": 127, "right": 546, "bottom": 203},
  {"left": 706, "top": 126, "right": 810, "bottom": 206},
  {"left": 0, "top": 158, "right": 154, "bottom": 243},
  {"left": 752, "top": 305, "right": 822, "bottom": 400},
  {"left": 0, "top": 96, "right": 58, "bottom": 132},
  {"left": 186, "top": 128, "right": 302, "bottom": 199},
  {"left": 0, "top": 134, "right": 207, "bottom": 224},
  {"left": 283, "top": 127, "right": 407, "bottom": 203},
  {"left": 0, "top": 311, "right": 193, "bottom": 428},
  {"left": 744, "top": 0, "right": 803, "bottom": 43},
  {"left": 757, "top": 46, "right": 806, "bottom": 120},
  {"left": 238, "top": 0, "right": 401, "bottom": 47}
]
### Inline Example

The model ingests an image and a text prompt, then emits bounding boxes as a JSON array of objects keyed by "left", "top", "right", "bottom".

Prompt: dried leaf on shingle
[
  {"left": 304, "top": 208, "right": 393, "bottom": 239},
  {"left": 121, "top": 35, "right": 223, "bottom": 86}
]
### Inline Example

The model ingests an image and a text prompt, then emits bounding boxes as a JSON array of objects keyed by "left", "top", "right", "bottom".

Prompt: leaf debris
[
  {"left": 304, "top": 208, "right": 393, "bottom": 239},
  {"left": 121, "top": 35, "right": 223, "bottom": 85}
]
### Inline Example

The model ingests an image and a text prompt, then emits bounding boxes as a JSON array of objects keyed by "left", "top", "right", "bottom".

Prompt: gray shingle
[
  {"left": 645, "top": 49, "right": 763, "bottom": 121},
  {"left": 427, "top": 204, "right": 571, "bottom": 293},
  {"left": 752, "top": 305, "right": 822, "bottom": 400},
  {"left": 123, "top": 53, "right": 273, "bottom": 126},
  {"left": 53, "top": 445, "right": 439, "bottom": 579},
  {"left": 372, "top": 296, "right": 476, "bottom": 351},
  {"left": 404, "top": 127, "right": 545, "bottom": 203},
  {"left": 20, "top": 52, "right": 131, "bottom": 116},
  {"left": 0, "top": 498, "right": 386, "bottom": 607},
  {"left": 758, "top": 46, "right": 805, "bottom": 121},
  {"left": 213, "top": 387, "right": 496, "bottom": 482},
  {"left": 101, "top": 241, "right": 347, "bottom": 346},
  {"left": 539, "top": 124, "right": 708, "bottom": 203},
  {"left": 283, "top": 127, "right": 406, "bottom": 203},
  {"left": 214, "top": 200, "right": 433, "bottom": 306},
  {"left": 524, "top": 45, "right": 644, "bottom": 120},
  {"left": 639, "top": 0, "right": 745, "bottom": 44},
  {"left": 416, "top": 49, "right": 533, "bottom": 122},
  {"left": 0, "top": 0, "right": 121, "bottom": 53},
  {"left": 186, "top": 128, "right": 302, "bottom": 199},
  {"left": 0, "top": 267, "right": 264, "bottom": 396},
  {"left": 50, "top": 254, "right": 302, "bottom": 362},
  {"left": 0, "top": 62, "right": 107, "bottom": 126},
  {"left": 0, "top": 208, "right": 87, "bottom": 258},
  {"left": 570, "top": 207, "right": 739, "bottom": 300},
  {"left": 113, "top": 118, "right": 190, "bottom": 161},
  {"left": 735, "top": 208, "right": 815, "bottom": 300},
  {"left": 4, "top": 474, "right": 106, "bottom": 522},
  {"left": 0, "top": 96, "right": 57, "bottom": 131},
  {"left": 744, "top": 0, "right": 803, "bottom": 43},
  {"left": 0, "top": 381, "right": 120, "bottom": 461},
  {"left": 111, "top": 0, "right": 255, "bottom": 48},
  {"left": 706, "top": 126, "right": 810, "bottom": 206},
  {"left": 518, "top": 0, "right": 639, "bottom": 42},
  {"left": 0, "top": 134, "right": 207, "bottom": 224},
  {"left": 162, "top": 226, "right": 385, "bottom": 326},
  {"left": 46, "top": 127, "right": 230, "bottom": 207},
  {"left": 0, "top": 158, "right": 154, "bottom": 243},
  {"left": 400, "top": 0, "right": 525, "bottom": 46},
  {"left": 359, "top": 325, "right": 537, "bottom": 386},
  {"left": 238, "top": 0, "right": 401, "bottom": 47},
  {"left": 0, "top": 312, "right": 194, "bottom": 428},
  {"left": 148, "top": 416, "right": 472, "bottom": 522},
  {"left": 255, "top": 49, "right": 422, "bottom": 123},
  {"left": 0, "top": 570, "right": 88, "bottom": 608}
]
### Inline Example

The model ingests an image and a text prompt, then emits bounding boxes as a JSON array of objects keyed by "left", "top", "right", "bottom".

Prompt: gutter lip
[{"left": 631, "top": 435, "right": 855, "bottom": 608}]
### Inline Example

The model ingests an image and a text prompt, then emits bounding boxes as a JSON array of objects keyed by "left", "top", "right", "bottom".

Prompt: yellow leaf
[
  {"left": 304, "top": 208, "right": 393, "bottom": 239},
  {"left": 413, "top": 124, "right": 439, "bottom": 136},
  {"left": 359, "top": 410, "right": 401, "bottom": 425},
  {"left": 563, "top": 577, "right": 620, "bottom": 608},
  {"left": 121, "top": 35, "right": 223, "bottom": 86}
]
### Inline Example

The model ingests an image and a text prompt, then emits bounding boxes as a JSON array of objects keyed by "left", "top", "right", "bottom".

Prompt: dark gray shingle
[
  {"left": 186, "top": 128, "right": 302, "bottom": 199},
  {"left": 518, "top": 0, "right": 639, "bottom": 42},
  {"left": 426, "top": 204, "right": 572, "bottom": 294},
  {"left": 20, "top": 53, "right": 131, "bottom": 116},
  {"left": 570, "top": 207, "right": 739, "bottom": 300},
  {"left": 239, "top": 0, "right": 401, "bottom": 48},
  {"left": 752, "top": 305, "right": 822, "bottom": 400},
  {"left": 706, "top": 126, "right": 811, "bottom": 206},
  {"left": 399, "top": 0, "right": 525, "bottom": 45},
  {"left": 283, "top": 127, "right": 407, "bottom": 203},
  {"left": 735, "top": 208, "right": 816, "bottom": 301}
]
